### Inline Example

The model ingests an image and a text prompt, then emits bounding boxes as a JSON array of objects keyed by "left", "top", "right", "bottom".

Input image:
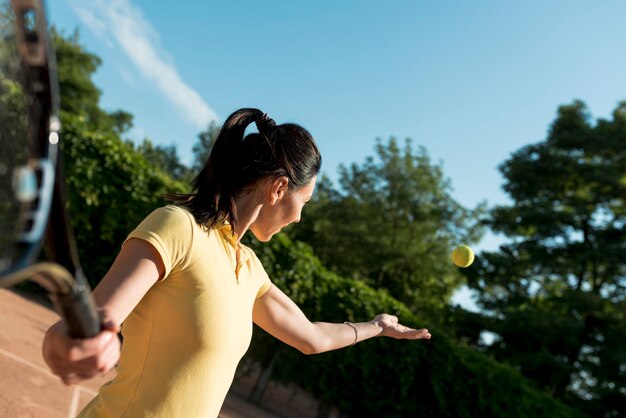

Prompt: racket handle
[
  {"left": 0, "top": 263, "right": 100, "bottom": 338},
  {"left": 55, "top": 284, "right": 101, "bottom": 338}
]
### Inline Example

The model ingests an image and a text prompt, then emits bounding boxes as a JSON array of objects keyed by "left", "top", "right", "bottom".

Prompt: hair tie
[{"left": 255, "top": 113, "right": 276, "bottom": 136}]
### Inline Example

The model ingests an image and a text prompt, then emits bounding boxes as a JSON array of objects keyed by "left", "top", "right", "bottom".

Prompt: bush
[{"left": 245, "top": 234, "right": 583, "bottom": 418}]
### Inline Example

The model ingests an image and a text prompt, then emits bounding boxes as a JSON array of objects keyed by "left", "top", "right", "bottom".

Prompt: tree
[
  {"left": 109, "top": 109, "right": 134, "bottom": 136},
  {"left": 136, "top": 139, "right": 193, "bottom": 184},
  {"left": 465, "top": 101, "right": 626, "bottom": 416},
  {"left": 53, "top": 28, "right": 135, "bottom": 136},
  {"left": 0, "top": 8, "right": 28, "bottom": 257},
  {"left": 241, "top": 233, "right": 581, "bottom": 418},
  {"left": 61, "top": 115, "right": 186, "bottom": 284},
  {"left": 52, "top": 29, "right": 187, "bottom": 284},
  {"left": 191, "top": 121, "right": 221, "bottom": 172},
  {"left": 52, "top": 28, "right": 102, "bottom": 124},
  {"left": 290, "top": 138, "right": 485, "bottom": 316}
]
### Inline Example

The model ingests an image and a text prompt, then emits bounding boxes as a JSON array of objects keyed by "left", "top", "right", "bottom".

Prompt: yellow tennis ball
[{"left": 452, "top": 245, "right": 474, "bottom": 268}]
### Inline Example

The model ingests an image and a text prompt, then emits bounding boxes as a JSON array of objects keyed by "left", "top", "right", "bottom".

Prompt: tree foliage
[
  {"left": 243, "top": 233, "right": 580, "bottom": 418},
  {"left": 136, "top": 139, "right": 194, "bottom": 184},
  {"left": 191, "top": 121, "right": 221, "bottom": 172},
  {"left": 52, "top": 28, "right": 132, "bottom": 135},
  {"left": 290, "top": 138, "right": 485, "bottom": 316},
  {"left": 52, "top": 29, "right": 187, "bottom": 285},
  {"left": 464, "top": 101, "right": 626, "bottom": 417},
  {"left": 60, "top": 114, "right": 185, "bottom": 285},
  {"left": 47, "top": 26, "right": 594, "bottom": 417}
]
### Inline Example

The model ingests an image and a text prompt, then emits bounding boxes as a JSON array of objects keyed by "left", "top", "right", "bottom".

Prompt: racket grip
[{"left": 55, "top": 285, "right": 101, "bottom": 338}]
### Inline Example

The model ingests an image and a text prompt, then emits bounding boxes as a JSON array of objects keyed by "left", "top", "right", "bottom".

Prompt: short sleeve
[
  {"left": 245, "top": 248, "right": 272, "bottom": 298},
  {"left": 124, "top": 205, "right": 194, "bottom": 280},
  {"left": 256, "top": 274, "right": 272, "bottom": 298}
]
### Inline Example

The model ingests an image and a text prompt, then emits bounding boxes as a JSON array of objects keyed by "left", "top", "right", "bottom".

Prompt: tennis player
[{"left": 42, "top": 108, "right": 431, "bottom": 417}]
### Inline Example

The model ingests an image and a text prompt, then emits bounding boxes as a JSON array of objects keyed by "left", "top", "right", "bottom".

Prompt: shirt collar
[
  {"left": 213, "top": 219, "right": 249, "bottom": 263},
  {"left": 213, "top": 218, "right": 237, "bottom": 243}
]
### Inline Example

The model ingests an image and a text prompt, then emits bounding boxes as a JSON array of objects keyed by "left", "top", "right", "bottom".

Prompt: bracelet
[{"left": 344, "top": 322, "right": 358, "bottom": 346}]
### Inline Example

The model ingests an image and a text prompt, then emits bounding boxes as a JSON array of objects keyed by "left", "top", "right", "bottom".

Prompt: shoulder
[
  {"left": 141, "top": 205, "right": 197, "bottom": 230},
  {"left": 130, "top": 205, "right": 198, "bottom": 249},
  {"left": 238, "top": 242, "right": 258, "bottom": 260},
  {"left": 152, "top": 204, "right": 194, "bottom": 221},
  {"left": 127, "top": 205, "right": 198, "bottom": 277},
  {"left": 239, "top": 243, "right": 267, "bottom": 272}
]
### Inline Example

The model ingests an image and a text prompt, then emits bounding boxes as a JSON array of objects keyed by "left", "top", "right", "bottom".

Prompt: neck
[{"left": 231, "top": 192, "right": 262, "bottom": 243}]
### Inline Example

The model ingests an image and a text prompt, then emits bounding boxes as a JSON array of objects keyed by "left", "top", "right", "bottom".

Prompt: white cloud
[
  {"left": 69, "top": 0, "right": 218, "bottom": 128},
  {"left": 72, "top": 5, "right": 112, "bottom": 47}
]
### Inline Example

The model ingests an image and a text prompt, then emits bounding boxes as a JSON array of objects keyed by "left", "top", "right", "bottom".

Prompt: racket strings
[{"left": 0, "top": 8, "right": 47, "bottom": 270}]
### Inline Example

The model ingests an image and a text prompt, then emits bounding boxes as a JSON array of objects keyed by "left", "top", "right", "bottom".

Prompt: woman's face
[{"left": 251, "top": 176, "right": 317, "bottom": 242}]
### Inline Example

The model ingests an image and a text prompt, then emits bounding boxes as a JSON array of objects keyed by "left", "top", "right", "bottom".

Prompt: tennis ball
[{"left": 451, "top": 245, "right": 474, "bottom": 268}]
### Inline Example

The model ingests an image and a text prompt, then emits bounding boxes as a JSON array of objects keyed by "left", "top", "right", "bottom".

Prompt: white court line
[
  {"left": 68, "top": 386, "right": 81, "bottom": 418},
  {"left": 0, "top": 346, "right": 57, "bottom": 377},
  {"left": 0, "top": 347, "right": 97, "bottom": 396}
]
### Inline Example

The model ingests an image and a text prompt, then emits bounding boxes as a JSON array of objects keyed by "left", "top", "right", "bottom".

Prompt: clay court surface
[{"left": 0, "top": 289, "right": 327, "bottom": 418}]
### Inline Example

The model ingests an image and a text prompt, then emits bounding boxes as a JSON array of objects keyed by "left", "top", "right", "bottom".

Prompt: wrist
[
  {"left": 343, "top": 322, "right": 358, "bottom": 346},
  {"left": 370, "top": 318, "right": 384, "bottom": 336}
]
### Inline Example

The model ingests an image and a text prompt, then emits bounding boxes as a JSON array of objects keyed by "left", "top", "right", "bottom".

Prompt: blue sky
[{"left": 47, "top": 1, "right": 626, "bottom": 309}]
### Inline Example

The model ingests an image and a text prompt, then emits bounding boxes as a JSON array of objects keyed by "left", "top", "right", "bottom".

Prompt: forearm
[
  {"left": 308, "top": 320, "right": 383, "bottom": 354},
  {"left": 254, "top": 286, "right": 431, "bottom": 355}
]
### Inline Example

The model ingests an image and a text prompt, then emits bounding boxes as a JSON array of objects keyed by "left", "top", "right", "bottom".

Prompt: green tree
[
  {"left": 0, "top": 11, "right": 27, "bottom": 256},
  {"left": 241, "top": 233, "right": 581, "bottom": 418},
  {"left": 290, "top": 138, "right": 485, "bottom": 316},
  {"left": 109, "top": 109, "right": 134, "bottom": 136},
  {"left": 52, "top": 29, "right": 186, "bottom": 284},
  {"left": 136, "top": 139, "right": 193, "bottom": 184},
  {"left": 191, "top": 121, "right": 220, "bottom": 172},
  {"left": 61, "top": 114, "right": 185, "bottom": 285},
  {"left": 465, "top": 101, "right": 626, "bottom": 417},
  {"left": 53, "top": 28, "right": 134, "bottom": 136}
]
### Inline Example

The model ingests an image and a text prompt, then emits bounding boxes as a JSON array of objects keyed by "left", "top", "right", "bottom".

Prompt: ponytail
[{"left": 168, "top": 108, "right": 321, "bottom": 230}]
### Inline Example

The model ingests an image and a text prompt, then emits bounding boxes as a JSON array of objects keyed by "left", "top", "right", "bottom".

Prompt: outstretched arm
[{"left": 252, "top": 284, "right": 431, "bottom": 355}]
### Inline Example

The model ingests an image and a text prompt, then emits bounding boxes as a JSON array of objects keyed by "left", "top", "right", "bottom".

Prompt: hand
[
  {"left": 42, "top": 317, "right": 121, "bottom": 385},
  {"left": 373, "top": 313, "right": 431, "bottom": 340}
]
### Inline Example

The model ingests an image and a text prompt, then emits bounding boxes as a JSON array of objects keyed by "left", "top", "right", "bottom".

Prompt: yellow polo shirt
[{"left": 78, "top": 205, "right": 272, "bottom": 418}]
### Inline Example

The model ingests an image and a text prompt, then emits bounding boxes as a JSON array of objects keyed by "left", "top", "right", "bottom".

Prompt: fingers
[
  {"left": 96, "top": 333, "right": 121, "bottom": 375},
  {"left": 387, "top": 324, "right": 431, "bottom": 339},
  {"left": 409, "top": 328, "right": 431, "bottom": 340},
  {"left": 99, "top": 308, "right": 121, "bottom": 333},
  {"left": 43, "top": 320, "right": 121, "bottom": 385},
  {"left": 374, "top": 314, "right": 432, "bottom": 340},
  {"left": 66, "top": 333, "right": 120, "bottom": 373},
  {"left": 65, "top": 331, "right": 117, "bottom": 362}
]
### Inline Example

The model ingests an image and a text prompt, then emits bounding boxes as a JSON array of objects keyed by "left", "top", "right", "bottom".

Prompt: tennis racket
[{"left": 0, "top": 0, "right": 100, "bottom": 338}]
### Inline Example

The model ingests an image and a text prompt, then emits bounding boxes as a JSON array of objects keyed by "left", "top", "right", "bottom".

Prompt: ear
[{"left": 269, "top": 176, "right": 289, "bottom": 205}]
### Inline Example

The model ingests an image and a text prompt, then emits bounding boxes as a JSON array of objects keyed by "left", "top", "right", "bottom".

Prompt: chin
[{"left": 251, "top": 230, "right": 274, "bottom": 242}]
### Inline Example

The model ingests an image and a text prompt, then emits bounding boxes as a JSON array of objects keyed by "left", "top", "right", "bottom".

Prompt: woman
[{"left": 42, "top": 108, "right": 431, "bottom": 417}]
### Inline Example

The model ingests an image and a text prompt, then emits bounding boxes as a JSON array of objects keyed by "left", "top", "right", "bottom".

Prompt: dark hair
[{"left": 169, "top": 108, "right": 321, "bottom": 229}]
